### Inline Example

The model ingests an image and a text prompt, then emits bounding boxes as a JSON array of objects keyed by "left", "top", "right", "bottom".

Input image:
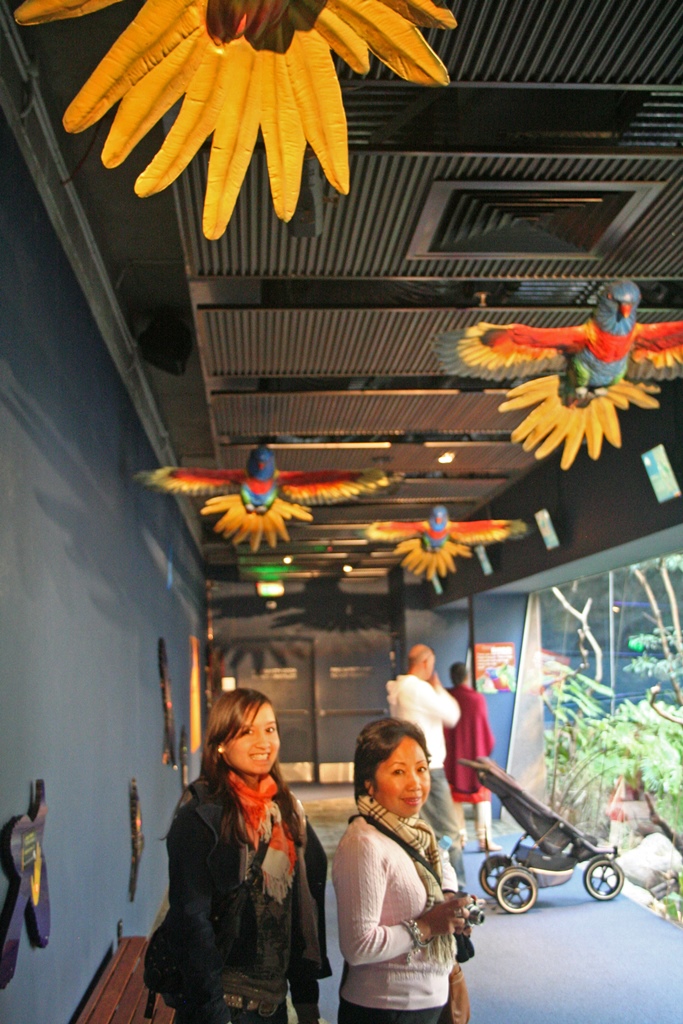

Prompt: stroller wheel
[
  {"left": 479, "top": 855, "right": 512, "bottom": 897},
  {"left": 583, "top": 856, "right": 625, "bottom": 901},
  {"left": 496, "top": 867, "right": 538, "bottom": 914}
]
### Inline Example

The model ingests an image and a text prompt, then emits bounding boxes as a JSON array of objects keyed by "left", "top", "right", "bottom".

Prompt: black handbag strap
[
  {"left": 357, "top": 815, "right": 442, "bottom": 886},
  {"left": 247, "top": 839, "right": 270, "bottom": 877}
]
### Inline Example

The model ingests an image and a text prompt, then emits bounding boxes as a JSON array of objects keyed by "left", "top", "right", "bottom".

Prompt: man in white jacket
[{"left": 387, "top": 643, "right": 466, "bottom": 883}]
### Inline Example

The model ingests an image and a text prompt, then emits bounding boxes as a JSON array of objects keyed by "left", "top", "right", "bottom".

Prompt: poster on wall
[{"left": 474, "top": 642, "right": 517, "bottom": 692}]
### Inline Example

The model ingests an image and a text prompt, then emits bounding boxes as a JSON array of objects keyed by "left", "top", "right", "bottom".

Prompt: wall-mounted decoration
[
  {"left": 180, "top": 727, "right": 189, "bottom": 789},
  {"left": 128, "top": 779, "right": 145, "bottom": 902},
  {"left": 0, "top": 781, "right": 50, "bottom": 988},
  {"left": 137, "top": 445, "right": 394, "bottom": 553},
  {"left": 642, "top": 444, "right": 681, "bottom": 503},
  {"left": 474, "top": 643, "right": 516, "bottom": 693},
  {"left": 435, "top": 281, "right": 683, "bottom": 470},
  {"left": 189, "top": 636, "right": 202, "bottom": 755},
  {"left": 158, "top": 638, "right": 177, "bottom": 769},
  {"left": 14, "top": 0, "right": 456, "bottom": 239},
  {"left": 366, "top": 506, "right": 527, "bottom": 582}
]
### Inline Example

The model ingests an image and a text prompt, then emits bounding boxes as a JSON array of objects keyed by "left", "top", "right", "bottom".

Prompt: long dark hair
[
  {"left": 201, "top": 688, "right": 302, "bottom": 846},
  {"left": 353, "top": 717, "right": 430, "bottom": 800}
]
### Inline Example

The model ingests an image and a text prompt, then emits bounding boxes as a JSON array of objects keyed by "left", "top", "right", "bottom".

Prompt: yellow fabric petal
[
  {"left": 374, "top": 0, "right": 456, "bottom": 29},
  {"left": 135, "top": 45, "right": 230, "bottom": 197},
  {"left": 63, "top": 0, "right": 201, "bottom": 133},
  {"left": 294, "top": 1, "right": 369, "bottom": 75},
  {"left": 203, "top": 38, "right": 262, "bottom": 239},
  {"left": 259, "top": 42, "right": 306, "bottom": 222},
  {"left": 284, "top": 30, "right": 348, "bottom": 195},
  {"left": 326, "top": 0, "right": 449, "bottom": 84},
  {"left": 103, "top": 34, "right": 209, "bottom": 167},
  {"left": 14, "top": 0, "right": 121, "bottom": 25}
]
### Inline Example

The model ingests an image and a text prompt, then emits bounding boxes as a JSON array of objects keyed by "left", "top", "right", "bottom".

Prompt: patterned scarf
[
  {"left": 229, "top": 772, "right": 297, "bottom": 903},
  {"left": 357, "top": 792, "right": 455, "bottom": 965}
]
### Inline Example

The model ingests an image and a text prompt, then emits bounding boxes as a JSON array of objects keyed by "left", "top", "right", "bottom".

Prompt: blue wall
[
  {"left": 404, "top": 579, "right": 470, "bottom": 680},
  {"left": 405, "top": 586, "right": 528, "bottom": 817},
  {"left": 0, "top": 111, "right": 206, "bottom": 1024}
]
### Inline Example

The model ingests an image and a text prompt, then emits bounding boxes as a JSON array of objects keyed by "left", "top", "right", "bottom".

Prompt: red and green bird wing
[
  {"left": 135, "top": 467, "right": 247, "bottom": 495},
  {"left": 365, "top": 520, "right": 428, "bottom": 543},
  {"left": 628, "top": 320, "right": 683, "bottom": 380},
  {"left": 447, "top": 519, "right": 528, "bottom": 545},
  {"left": 277, "top": 469, "right": 393, "bottom": 506},
  {"left": 434, "top": 321, "right": 589, "bottom": 381}
]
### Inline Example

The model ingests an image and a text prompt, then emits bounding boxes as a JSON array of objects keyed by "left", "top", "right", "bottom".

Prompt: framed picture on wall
[{"left": 474, "top": 642, "right": 516, "bottom": 692}]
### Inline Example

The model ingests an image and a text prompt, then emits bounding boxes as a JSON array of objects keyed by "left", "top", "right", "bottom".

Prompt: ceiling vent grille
[{"left": 407, "top": 181, "right": 664, "bottom": 260}]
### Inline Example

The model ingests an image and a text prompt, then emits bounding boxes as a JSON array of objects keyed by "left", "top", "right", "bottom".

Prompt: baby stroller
[{"left": 458, "top": 757, "right": 625, "bottom": 914}]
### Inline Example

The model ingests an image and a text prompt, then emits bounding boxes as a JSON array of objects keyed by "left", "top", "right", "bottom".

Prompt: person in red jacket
[{"left": 443, "top": 663, "right": 502, "bottom": 852}]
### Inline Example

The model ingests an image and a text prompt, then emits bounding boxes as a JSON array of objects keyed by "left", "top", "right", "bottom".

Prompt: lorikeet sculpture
[
  {"left": 366, "top": 505, "right": 527, "bottom": 581},
  {"left": 14, "top": 0, "right": 455, "bottom": 239},
  {"left": 137, "top": 445, "right": 394, "bottom": 551},
  {"left": 435, "top": 281, "right": 683, "bottom": 470}
]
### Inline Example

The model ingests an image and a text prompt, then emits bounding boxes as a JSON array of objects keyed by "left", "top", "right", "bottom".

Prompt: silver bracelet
[{"left": 402, "top": 918, "right": 431, "bottom": 949}]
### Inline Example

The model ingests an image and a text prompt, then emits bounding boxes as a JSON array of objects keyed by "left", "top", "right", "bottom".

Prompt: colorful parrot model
[
  {"left": 137, "top": 445, "right": 394, "bottom": 552},
  {"left": 366, "top": 505, "right": 527, "bottom": 581},
  {"left": 14, "top": 0, "right": 455, "bottom": 239},
  {"left": 435, "top": 281, "right": 683, "bottom": 470}
]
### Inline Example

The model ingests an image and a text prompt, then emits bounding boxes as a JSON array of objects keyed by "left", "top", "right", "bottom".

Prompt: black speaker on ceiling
[{"left": 137, "top": 312, "right": 194, "bottom": 375}]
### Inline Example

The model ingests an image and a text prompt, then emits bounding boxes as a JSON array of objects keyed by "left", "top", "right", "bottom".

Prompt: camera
[
  {"left": 464, "top": 900, "right": 485, "bottom": 926},
  {"left": 451, "top": 891, "right": 485, "bottom": 926}
]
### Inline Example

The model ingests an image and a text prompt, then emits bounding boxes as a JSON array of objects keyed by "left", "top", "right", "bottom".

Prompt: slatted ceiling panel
[
  {"left": 182, "top": 153, "right": 683, "bottom": 280},
  {"left": 330, "top": 0, "right": 683, "bottom": 84},
  {"left": 438, "top": 443, "right": 534, "bottom": 473},
  {"left": 215, "top": 442, "right": 534, "bottom": 473},
  {"left": 210, "top": 391, "right": 525, "bottom": 437},
  {"left": 394, "top": 478, "right": 508, "bottom": 499},
  {"left": 199, "top": 308, "right": 442, "bottom": 376},
  {"left": 198, "top": 306, "right": 615, "bottom": 379}
]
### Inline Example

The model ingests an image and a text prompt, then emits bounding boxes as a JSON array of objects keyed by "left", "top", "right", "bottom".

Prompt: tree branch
[
  {"left": 648, "top": 685, "right": 683, "bottom": 726},
  {"left": 634, "top": 568, "right": 683, "bottom": 703},
  {"left": 551, "top": 588, "right": 603, "bottom": 682}
]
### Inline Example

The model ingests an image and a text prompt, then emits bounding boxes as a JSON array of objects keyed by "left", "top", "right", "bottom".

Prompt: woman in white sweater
[{"left": 332, "top": 718, "right": 469, "bottom": 1024}]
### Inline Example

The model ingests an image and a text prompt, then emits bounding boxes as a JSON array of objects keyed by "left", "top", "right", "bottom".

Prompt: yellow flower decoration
[
  {"left": 201, "top": 493, "right": 313, "bottom": 551},
  {"left": 14, "top": 0, "right": 456, "bottom": 238},
  {"left": 500, "top": 375, "right": 662, "bottom": 471},
  {"left": 393, "top": 537, "right": 472, "bottom": 580}
]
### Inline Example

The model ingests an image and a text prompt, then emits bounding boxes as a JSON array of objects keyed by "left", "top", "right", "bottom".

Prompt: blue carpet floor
[{"left": 319, "top": 833, "right": 683, "bottom": 1024}]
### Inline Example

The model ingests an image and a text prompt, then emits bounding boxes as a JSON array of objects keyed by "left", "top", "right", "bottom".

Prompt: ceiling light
[
  {"left": 283, "top": 555, "right": 293, "bottom": 564},
  {"left": 438, "top": 451, "right": 455, "bottom": 464},
  {"left": 343, "top": 564, "right": 353, "bottom": 573}
]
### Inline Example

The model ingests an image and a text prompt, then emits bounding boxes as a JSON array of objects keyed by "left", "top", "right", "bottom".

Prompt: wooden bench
[{"left": 75, "top": 936, "right": 175, "bottom": 1024}]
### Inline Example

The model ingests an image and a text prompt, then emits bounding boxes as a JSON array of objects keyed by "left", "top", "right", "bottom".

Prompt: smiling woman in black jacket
[{"left": 163, "top": 688, "right": 330, "bottom": 1024}]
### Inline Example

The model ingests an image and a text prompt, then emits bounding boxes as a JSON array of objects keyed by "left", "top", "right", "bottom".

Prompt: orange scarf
[{"left": 229, "top": 772, "right": 297, "bottom": 901}]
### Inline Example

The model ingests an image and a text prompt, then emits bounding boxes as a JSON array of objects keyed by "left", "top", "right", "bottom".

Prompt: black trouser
[{"left": 338, "top": 996, "right": 443, "bottom": 1024}]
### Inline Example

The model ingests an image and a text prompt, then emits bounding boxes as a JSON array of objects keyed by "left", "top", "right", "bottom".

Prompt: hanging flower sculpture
[
  {"left": 434, "top": 281, "right": 683, "bottom": 470},
  {"left": 14, "top": 0, "right": 456, "bottom": 237},
  {"left": 137, "top": 444, "right": 396, "bottom": 551},
  {"left": 366, "top": 505, "right": 528, "bottom": 581}
]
